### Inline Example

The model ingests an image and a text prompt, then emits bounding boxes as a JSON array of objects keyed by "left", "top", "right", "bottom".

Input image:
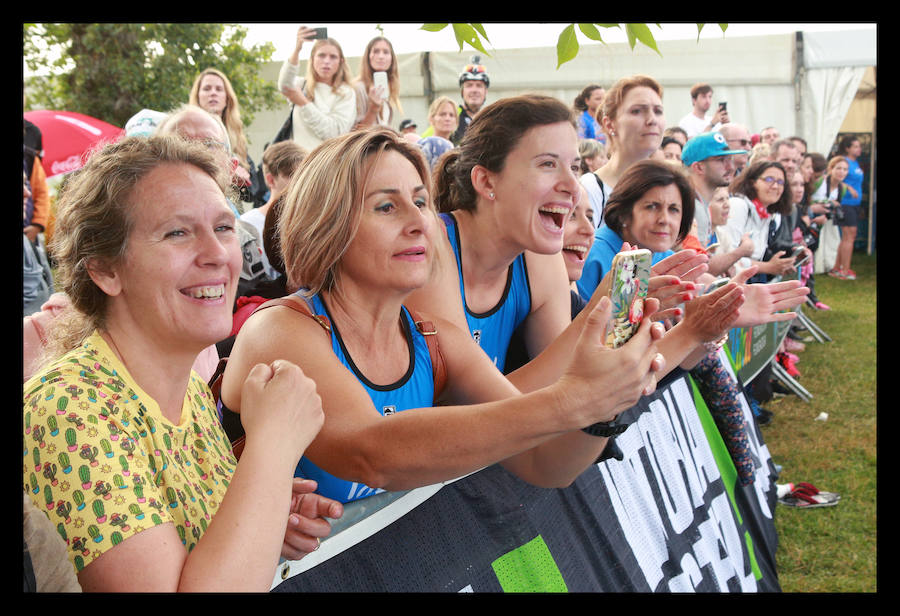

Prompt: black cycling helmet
[{"left": 459, "top": 55, "right": 490, "bottom": 88}]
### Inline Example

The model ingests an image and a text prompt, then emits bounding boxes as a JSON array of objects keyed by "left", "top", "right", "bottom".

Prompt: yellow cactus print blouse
[{"left": 23, "top": 331, "right": 236, "bottom": 574}]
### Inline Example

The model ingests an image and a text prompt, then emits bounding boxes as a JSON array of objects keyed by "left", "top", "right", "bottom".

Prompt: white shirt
[
  {"left": 678, "top": 112, "right": 719, "bottom": 138},
  {"left": 278, "top": 60, "right": 356, "bottom": 151},
  {"left": 579, "top": 172, "right": 613, "bottom": 228}
]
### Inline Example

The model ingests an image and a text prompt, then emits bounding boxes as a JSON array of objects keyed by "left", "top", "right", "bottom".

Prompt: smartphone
[
  {"left": 718, "top": 101, "right": 727, "bottom": 111},
  {"left": 703, "top": 277, "right": 730, "bottom": 296},
  {"left": 792, "top": 245, "right": 809, "bottom": 266},
  {"left": 306, "top": 27, "right": 328, "bottom": 40},
  {"left": 605, "top": 249, "right": 652, "bottom": 348},
  {"left": 373, "top": 71, "right": 388, "bottom": 97}
]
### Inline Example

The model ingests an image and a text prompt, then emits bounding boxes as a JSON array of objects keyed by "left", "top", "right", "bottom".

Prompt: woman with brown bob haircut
[{"left": 602, "top": 159, "right": 696, "bottom": 247}]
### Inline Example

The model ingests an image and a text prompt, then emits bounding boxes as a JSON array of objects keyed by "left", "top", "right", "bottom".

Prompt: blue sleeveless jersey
[
  {"left": 294, "top": 291, "right": 436, "bottom": 503},
  {"left": 440, "top": 213, "right": 532, "bottom": 371}
]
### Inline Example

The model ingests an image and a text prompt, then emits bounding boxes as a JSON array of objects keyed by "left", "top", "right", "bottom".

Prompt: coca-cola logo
[{"left": 50, "top": 154, "right": 84, "bottom": 177}]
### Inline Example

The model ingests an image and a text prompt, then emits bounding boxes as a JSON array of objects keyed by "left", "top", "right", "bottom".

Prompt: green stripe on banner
[
  {"left": 491, "top": 535, "right": 568, "bottom": 592},
  {"left": 689, "top": 377, "right": 763, "bottom": 581},
  {"left": 723, "top": 339, "right": 738, "bottom": 373}
]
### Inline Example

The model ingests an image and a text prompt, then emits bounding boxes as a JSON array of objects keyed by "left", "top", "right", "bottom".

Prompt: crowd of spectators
[{"left": 23, "top": 28, "right": 866, "bottom": 592}]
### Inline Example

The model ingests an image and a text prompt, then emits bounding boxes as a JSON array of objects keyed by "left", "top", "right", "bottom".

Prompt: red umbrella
[{"left": 24, "top": 110, "right": 125, "bottom": 179}]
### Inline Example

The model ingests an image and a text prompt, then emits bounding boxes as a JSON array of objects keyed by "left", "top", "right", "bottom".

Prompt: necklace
[{"left": 103, "top": 330, "right": 129, "bottom": 374}]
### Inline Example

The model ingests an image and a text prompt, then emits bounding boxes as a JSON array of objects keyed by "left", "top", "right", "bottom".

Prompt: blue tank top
[
  {"left": 440, "top": 213, "right": 532, "bottom": 372},
  {"left": 294, "top": 291, "right": 436, "bottom": 503}
]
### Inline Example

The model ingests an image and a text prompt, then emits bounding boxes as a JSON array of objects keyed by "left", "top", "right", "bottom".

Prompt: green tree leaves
[
  {"left": 423, "top": 23, "right": 729, "bottom": 68},
  {"left": 23, "top": 23, "right": 280, "bottom": 129}
]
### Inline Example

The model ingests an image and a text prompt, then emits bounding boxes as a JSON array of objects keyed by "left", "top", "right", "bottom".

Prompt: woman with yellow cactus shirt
[{"left": 23, "top": 135, "right": 339, "bottom": 592}]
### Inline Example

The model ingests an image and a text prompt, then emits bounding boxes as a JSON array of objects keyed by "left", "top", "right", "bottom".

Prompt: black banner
[{"left": 270, "top": 367, "right": 780, "bottom": 592}]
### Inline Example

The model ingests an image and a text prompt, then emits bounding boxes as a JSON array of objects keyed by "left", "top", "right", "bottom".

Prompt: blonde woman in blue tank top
[{"left": 220, "top": 127, "right": 670, "bottom": 500}]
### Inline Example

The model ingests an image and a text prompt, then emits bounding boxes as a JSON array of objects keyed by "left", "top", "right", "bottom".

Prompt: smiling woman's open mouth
[
  {"left": 182, "top": 284, "right": 225, "bottom": 300},
  {"left": 538, "top": 205, "right": 570, "bottom": 232}
]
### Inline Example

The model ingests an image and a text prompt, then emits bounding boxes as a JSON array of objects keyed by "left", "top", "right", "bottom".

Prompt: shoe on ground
[
  {"left": 777, "top": 482, "right": 841, "bottom": 508},
  {"left": 755, "top": 407, "right": 774, "bottom": 426},
  {"left": 843, "top": 268, "right": 857, "bottom": 280},
  {"left": 828, "top": 268, "right": 849, "bottom": 279},
  {"left": 770, "top": 380, "right": 793, "bottom": 397},
  {"left": 783, "top": 338, "right": 806, "bottom": 353}
]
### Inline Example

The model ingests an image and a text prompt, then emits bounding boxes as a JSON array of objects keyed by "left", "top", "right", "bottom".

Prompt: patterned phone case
[{"left": 606, "top": 249, "right": 651, "bottom": 348}]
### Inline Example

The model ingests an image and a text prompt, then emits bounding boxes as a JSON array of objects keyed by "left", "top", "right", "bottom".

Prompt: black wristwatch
[{"left": 581, "top": 417, "right": 630, "bottom": 438}]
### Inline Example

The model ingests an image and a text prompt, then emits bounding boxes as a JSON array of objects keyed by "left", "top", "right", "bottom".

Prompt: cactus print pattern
[{"left": 23, "top": 332, "right": 236, "bottom": 574}]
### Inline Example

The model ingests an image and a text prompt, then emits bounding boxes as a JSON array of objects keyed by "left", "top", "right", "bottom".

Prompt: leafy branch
[{"left": 421, "top": 23, "right": 729, "bottom": 68}]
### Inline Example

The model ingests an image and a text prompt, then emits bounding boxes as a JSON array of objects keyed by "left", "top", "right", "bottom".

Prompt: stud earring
[{"left": 489, "top": 192, "right": 495, "bottom": 199}]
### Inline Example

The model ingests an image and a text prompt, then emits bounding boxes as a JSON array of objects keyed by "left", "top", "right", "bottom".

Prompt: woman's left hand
[
  {"left": 680, "top": 281, "right": 745, "bottom": 342},
  {"left": 281, "top": 478, "right": 343, "bottom": 561},
  {"left": 651, "top": 249, "right": 709, "bottom": 283},
  {"left": 729, "top": 266, "right": 810, "bottom": 328},
  {"left": 367, "top": 84, "right": 384, "bottom": 106}
]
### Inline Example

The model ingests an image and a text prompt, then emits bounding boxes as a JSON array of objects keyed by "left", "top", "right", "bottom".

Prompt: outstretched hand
[
  {"left": 643, "top": 249, "right": 708, "bottom": 323},
  {"left": 730, "top": 266, "right": 810, "bottom": 328},
  {"left": 651, "top": 249, "right": 709, "bottom": 282},
  {"left": 281, "top": 478, "right": 343, "bottom": 561}
]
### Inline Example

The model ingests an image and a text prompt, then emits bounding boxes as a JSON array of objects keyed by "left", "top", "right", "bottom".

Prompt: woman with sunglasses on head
[{"left": 579, "top": 75, "right": 665, "bottom": 228}]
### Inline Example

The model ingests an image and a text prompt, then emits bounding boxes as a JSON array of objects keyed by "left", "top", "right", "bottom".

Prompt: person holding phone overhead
[
  {"left": 353, "top": 36, "right": 402, "bottom": 129},
  {"left": 278, "top": 26, "right": 356, "bottom": 151}
]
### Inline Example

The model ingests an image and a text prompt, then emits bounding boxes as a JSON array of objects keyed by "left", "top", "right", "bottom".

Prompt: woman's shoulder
[
  {"left": 25, "top": 332, "right": 104, "bottom": 391},
  {"left": 727, "top": 194, "right": 752, "bottom": 209}
]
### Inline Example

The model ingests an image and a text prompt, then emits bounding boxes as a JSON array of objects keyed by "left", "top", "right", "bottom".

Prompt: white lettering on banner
[
  {"left": 709, "top": 491, "right": 758, "bottom": 591},
  {"left": 751, "top": 325, "right": 769, "bottom": 355},
  {"left": 601, "top": 377, "right": 754, "bottom": 591},
  {"left": 667, "top": 553, "right": 703, "bottom": 591},
  {"left": 640, "top": 400, "right": 697, "bottom": 534},
  {"left": 50, "top": 155, "right": 83, "bottom": 177},
  {"left": 601, "top": 429, "right": 669, "bottom": 590}
]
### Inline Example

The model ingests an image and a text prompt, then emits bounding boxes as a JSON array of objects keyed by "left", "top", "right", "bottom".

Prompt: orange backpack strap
[
  {"left": 252, "top": 295, "right": 332, "bottom": 332},
  {"left": 406, "top": 308, "right": 448, "bottom": 402}
]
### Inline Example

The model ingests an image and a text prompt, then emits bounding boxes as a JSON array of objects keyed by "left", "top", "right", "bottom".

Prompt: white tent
[
  {"left": 247, "top": 27, "right": 876, "bottom": 159},
  {"left": 796, "top": 28, "right": 877, "bottom": 154},
  {"left": 245, "top": 26, "right": 876, "bottom": 252}
]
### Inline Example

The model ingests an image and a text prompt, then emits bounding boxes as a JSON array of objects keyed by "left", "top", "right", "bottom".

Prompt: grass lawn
[{"left": 761, "top": 251, "right": 877, "bottom": 592}]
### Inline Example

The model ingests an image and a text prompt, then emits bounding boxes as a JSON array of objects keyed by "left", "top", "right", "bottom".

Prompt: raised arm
[{"left": 220, "top": 295, "right": 664, "bottom": 492}]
